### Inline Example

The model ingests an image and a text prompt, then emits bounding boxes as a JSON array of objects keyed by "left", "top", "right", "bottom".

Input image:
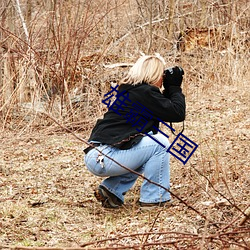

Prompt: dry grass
[
  {"left": 0, "top": 58, "right": 249, "bottom": 248},
  {"left": 0, "top": 0, "right": 249, "bottom": 249}
]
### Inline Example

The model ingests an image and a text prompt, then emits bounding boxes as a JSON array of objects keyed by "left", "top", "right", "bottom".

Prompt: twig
[
  {"left": 190, "top": 163, "right": 247, "bottom": 217},
  {"left": 103, "top": 63, "right": 134, "bottom": 68},
  {"left": 0, "top": 247, "right": 86, "bottom": 250},
  {"left": 81, "top": 229, "right": 250, "bottom": 249},
  {"left": 141, "top": 210, "right": 162, "bottom": 249},
  {"left": 80, "top": 231, "right": 199, "bottom": 248},
  {"left": 216, "top": 238, "right": 250, "bottom": 250},
  {"left": 219, "top": 211, "right": 245, "bottom": 232},
  {"left": 239, "top": 207, "right": 250, "bottom": 226},
  {"left": 105, "top": 9, "right": 207, "bottom": 53},
  {"left": 1, "top": 229, "right": 249, "bottom": 249},
  {"left": 41, "top": 111, "right": 215, "bottom": 225}
]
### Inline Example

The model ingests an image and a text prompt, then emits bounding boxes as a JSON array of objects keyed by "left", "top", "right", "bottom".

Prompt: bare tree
[
  {"left": 168, "top": 0, "right": 175, "bottom": 42},
  {"left": 0, "top": 0, "right": 16, "bottom": 116},
  {"left": 13, "top": 0, "right": 39, "bottom": 104},
  {"left": 147, "top": 0, "right": 153, "bottom": 53}
]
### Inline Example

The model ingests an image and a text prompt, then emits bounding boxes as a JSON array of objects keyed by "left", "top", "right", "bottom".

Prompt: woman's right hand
[{"left": 163, "top": 66, "right": 184, "bottom": 88}]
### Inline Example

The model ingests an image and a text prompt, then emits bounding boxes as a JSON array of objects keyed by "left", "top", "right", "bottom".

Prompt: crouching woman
[{"left": 84, "top": 54, "right": 185, "bottom": 209}]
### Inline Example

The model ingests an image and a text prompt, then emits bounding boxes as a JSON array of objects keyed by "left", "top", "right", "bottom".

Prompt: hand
[{"left": 163, "top": 66, "right": 184, "bottom": 89}]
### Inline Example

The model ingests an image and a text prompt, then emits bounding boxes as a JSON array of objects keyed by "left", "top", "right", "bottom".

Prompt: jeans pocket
[{"left": 84, "top": 145, "right": 112, "bottom": 176}]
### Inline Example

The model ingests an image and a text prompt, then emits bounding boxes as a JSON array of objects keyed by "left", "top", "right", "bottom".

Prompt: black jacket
[{"left": 88, "top": 83, "right": 185, "bottom": 149}]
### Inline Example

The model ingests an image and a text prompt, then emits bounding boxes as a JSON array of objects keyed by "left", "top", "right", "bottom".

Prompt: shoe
[
  {"left": 139, "top": 200, "right": 172, "bottom": 210},
  {"left": 94, "top": 186, "right": 123, "bottom": 208}
]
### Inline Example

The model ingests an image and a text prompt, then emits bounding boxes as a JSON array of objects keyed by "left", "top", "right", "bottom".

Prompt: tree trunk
[
  {"left": 13, "top": 0, "right": 39, "bottom": 104},
  {"left": 0, "top": 0, "right": 15, "bottom": 112},
  {"left": 168, "top": 0, "right": 175, "bottom": 42},
  {"left": 147, "top": 0, "right": 153, "bottom": 54}
]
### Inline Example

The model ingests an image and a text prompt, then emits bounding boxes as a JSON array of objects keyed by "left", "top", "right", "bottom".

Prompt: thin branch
[
  {"left": 190, "top": 163, "right": 247, "bottom": 217},
  {"left": 103, "top": 63, "right": 134, "bottom": 68},
  {"left": 1, "top": 229, "right": 249, "bottom": 249},
  {"left": 239, "top": 207, "right": 250, "bottom": 226},
  {"left": 106, "top": 9, "right": 206, "bottom": 53},
  {"left": 142, "top": 210, "right": 162, "bottom": 248},
  {"left": 13, "top": 0, "right": 30, "bottom": 46},
  {"left": 40, "top": 111, "right": 216, "bottom": 226}
]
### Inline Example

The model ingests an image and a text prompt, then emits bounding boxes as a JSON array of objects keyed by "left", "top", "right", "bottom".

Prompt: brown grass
[{"left": 0, "top": 0, "right": 249, "bottom": 249}]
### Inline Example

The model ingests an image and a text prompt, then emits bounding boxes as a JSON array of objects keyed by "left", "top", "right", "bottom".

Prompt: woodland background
[{"left": 0, "top": 0, "right": 249, "bottom": 249}]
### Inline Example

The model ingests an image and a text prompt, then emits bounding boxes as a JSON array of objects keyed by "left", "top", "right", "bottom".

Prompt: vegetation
[{"left": 0, "top": 0, "right": 249, "bottom": 249}]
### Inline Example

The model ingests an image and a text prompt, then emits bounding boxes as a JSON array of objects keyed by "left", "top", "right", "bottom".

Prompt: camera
[
  {"left": 163, "top": 66, "right": 184, "bottom": 87},
  {"left": 164, "top": 67, "right": 174, "bottom": 75},
  {"left": 163, "top": 66, "right": 184, "bottom": 76}
]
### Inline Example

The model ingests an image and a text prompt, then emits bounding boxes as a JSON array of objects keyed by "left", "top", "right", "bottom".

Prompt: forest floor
[{"left": 0, "top": 77, "right": 249, "bottom": 249}]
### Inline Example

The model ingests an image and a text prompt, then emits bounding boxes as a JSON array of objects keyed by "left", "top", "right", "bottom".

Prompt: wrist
[{"left": 168, "top": 86, "right": 182, "bottom": 95}]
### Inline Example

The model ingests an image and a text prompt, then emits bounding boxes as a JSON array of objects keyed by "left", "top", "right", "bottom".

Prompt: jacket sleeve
[{"left": 144, "top": 86, "right": 186, "bottom": 122}]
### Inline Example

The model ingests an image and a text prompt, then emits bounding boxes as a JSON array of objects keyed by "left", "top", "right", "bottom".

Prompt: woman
[{"left": 84, "top": 54, "right": 185, "bottom": 209}]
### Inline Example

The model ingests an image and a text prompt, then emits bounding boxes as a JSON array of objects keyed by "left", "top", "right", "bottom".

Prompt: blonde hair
[{"left": 121, "top": 54, "right": 165, "bottom": 85}]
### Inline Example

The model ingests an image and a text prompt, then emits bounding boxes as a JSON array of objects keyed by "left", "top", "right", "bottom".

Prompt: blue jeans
[{"left": 84, "top": 134, "right": 170, "bottom": 203}]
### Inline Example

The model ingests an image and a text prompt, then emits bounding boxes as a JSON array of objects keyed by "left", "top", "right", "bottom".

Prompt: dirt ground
[{"left": 0, "top": 81, "right": 249, "bottom": 249}]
